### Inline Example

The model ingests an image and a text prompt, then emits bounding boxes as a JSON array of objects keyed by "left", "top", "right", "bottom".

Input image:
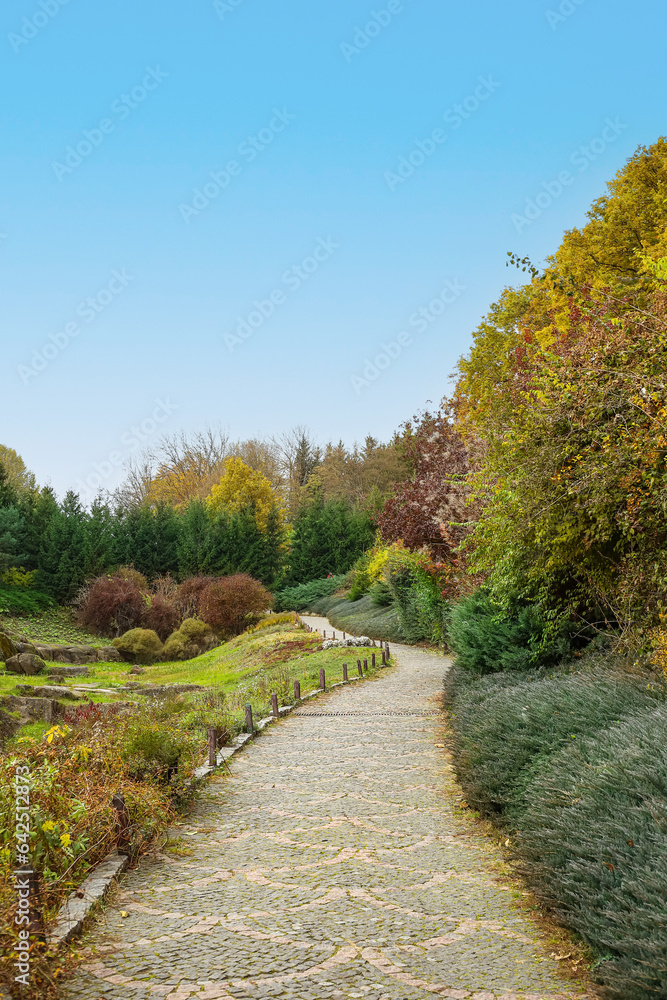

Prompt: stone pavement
[{"left": 62, "top": 619, "right": 590, "bottom": 1000}]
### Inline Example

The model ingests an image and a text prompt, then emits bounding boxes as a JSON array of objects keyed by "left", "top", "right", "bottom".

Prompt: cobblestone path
[{"left": 63, "top": 619, "right": 589, "bottom": 1000}]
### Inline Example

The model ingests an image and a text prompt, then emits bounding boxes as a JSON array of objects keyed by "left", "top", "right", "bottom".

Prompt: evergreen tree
[
  {"left": 21, "top": 486, "right": 59, "bottom": 571},
  {"left": 0, "top": 506, "right": 28, "bottom": 572},
  {"left": 84, "top": 497, "right": 116, "bottom": 577},
  {"left": 38, "top": 492, "right": 88, "bottom": 602},
  {"left": 178, "top": 499, "right": 212, "bottom": 578},
  {"left": 285, "top": 498, "right": 374, "bottom": 584}
]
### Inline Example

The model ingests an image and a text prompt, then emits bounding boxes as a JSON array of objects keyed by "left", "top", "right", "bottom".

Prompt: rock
[
  {"left": 49, "top": 675, "right": 65, "bottom": 684},
  {"left": 1, "top": 695, "right": 53, "bottom": 724},
  {"left": 129, "top": 665, "right": 145, "bottom": 675},
  {"left": 45, "top": 665, "right": 89, "bottom": 678},
  {"left": 15, "top": 641, "right": 38, "bottom": 655},
  {"left": 0, "top": 707, "right": 21, "bottom": 745},
  {"left": 17, "top": 685, "right": 81, "bottom": 701},
  {"left": 34, "top": 645, "right": 54, "bottom": 661},
  {"left": 97, "top": 647, "right": 122, "bottom": 662},
  {"left": 0, "top": 631, "right": 18, "bottom": 662},
  {"left": 5, "top": 653, "right": 46, "bottom": 676}
]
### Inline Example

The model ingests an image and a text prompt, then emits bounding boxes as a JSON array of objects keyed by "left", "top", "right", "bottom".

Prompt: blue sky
[{"left": 1, "top": 0, "right": 666, "bottom": 498}]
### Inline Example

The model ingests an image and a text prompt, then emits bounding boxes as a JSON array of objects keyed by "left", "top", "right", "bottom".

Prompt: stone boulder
[
  {"left": 17, "top": 684, "right": 81, "bottom": 701},
  {"left": 0, "top": 631, "right": 18, "bottom": 663},
  {"left": 5, "top": 653, "right": 46, "bottom": 676},
  {"left": 1, "top": 695, "right": 53, "bottom": 724},
  {"left": 45, "top": 665, "right": 89, "bottom": 678},
  {"left": 34, "top": 645, "right": 54, "bottom": 661},
  {"left": 15, "top": 641, "right": 39, "bottom": 655},
  {"left": 97, "top": 646, "right": 122, "bottom": 662},
  {"left": 0, "top": 707, "right": 21, "bottom": 746}
]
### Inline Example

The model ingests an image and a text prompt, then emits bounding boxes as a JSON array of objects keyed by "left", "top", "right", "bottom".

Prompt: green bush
[
  {"left": 516, "top": 705, "right": 667, "bottom": 1000},
  {"left": 369, "top": 580, "right": 393, "bottom": 607},
  {"left": 113, "top": 627, "right": 164, "bottom": 664},
  {"left": 447, "top": 589, "right": 573, "bottom": 674},
  {"left": 179, "top": 617, "right": 212, "bottom": 641},
  {"left": 0, "top": 585, "right": 53, "bottom": 617},
  {"left": 448, "top": 665, "right": 660, "bottom": 823},
  {"left": 273, "top": 575, "right": 346, "bottom": 612},
  {"left": 161, "top": 618, "right": 216, "bottom": 661}
]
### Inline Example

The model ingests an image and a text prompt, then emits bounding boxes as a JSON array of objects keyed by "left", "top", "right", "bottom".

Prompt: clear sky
[{"left": 1, "top": 0, "right": 666, "bottom": 499}]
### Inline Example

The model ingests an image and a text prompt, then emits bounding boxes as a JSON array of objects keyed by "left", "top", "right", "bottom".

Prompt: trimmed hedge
[
  {"left": 448, "top": 665, "right": 659, "bottom": 823},
  {"left": 310, "top": 593, "right": 404, "bottom": 643},
  {"left": 516, "top": 705, "right": 667, "bottom": 1000},
  {"left": 446, "top": 654, "right": 667, "bottom": 999},
  {"left": 273, "top": 575, "right": 346, "bottom": 612}
]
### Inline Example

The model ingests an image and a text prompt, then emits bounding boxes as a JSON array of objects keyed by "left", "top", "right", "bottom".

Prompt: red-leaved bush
[
  {"left": 78, "top": 576, "right": 145, "bottom": 637},
  {"left": 141, "top": 595, "right": 181, "bottom": 640},
  {"left": 174, "top": 576, "right": 217, "bottom": 618},
  {"left": 199, "top": 574, "right": 271, "bottom": 635}
]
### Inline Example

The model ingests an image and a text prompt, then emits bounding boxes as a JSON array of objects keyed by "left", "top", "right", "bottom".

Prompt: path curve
[{"left": 63, "top": 617, "right": 589, "bottom": 1000}]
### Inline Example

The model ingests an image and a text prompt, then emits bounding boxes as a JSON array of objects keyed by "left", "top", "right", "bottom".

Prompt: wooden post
[
  {"left": 319, "top": 668, "right": 326, "bottom": 690},
  {"left": 372, "top": 653, "right": 376, "bottom": 668},
  {"left": 357, "top": 659, "right": 363, "bottom": 676},
  {"left": 363, "top": 658, "right": 368, "bottom": 672},
  {"left": 112, "top": 794, "right": 131, "bottom": 856},
  {"left": 343, "top": 663, "right": 348, "bottom": 681},
  {"left": 271, "top": 693, "right": 279, "bottom": 718},
  {"left": 323, "top": 630, "right": 326, "bottom": 638},
  {"left": 332, "top": 631, "right": 336, "bottom": 640},
  {"left": 208, "top": 727, "right": 216, "bottom": 767},
  {"left": 386, "top": 643, "right": 391, "bottom": 660},
  {"left": 294, "top": 680, "right": 301, "bottom": 700},
  {"left": 245, "top": 703, "right": 254, "bottom": 733},
  {"left": 381, "top": 650, "right": 386, "bottom": 665},
  {"left": 343, "top": 632, "right": 346, "bottom": 639}
]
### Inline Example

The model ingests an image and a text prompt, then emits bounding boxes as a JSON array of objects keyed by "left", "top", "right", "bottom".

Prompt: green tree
[{"left": 38, "top": 492, "right": 88, "bottom": 602}]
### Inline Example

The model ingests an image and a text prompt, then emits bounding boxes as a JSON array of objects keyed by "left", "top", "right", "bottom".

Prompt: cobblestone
[{"left": 63, "top": 617, "right": 590, "bottom": 1000}]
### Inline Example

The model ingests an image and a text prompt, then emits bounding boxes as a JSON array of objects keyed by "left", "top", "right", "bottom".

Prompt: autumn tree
[{"left": 206, "top": 457, "right": 286, "bottom": 534}]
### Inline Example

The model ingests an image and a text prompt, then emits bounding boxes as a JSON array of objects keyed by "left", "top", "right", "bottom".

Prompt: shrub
[
  {"left": 178, "top": 617, "right": 213, "bottom": 642},
  {"left": 113, "top": 565, "right": 149, "bottom": 590},
  {"left": 369, "top": 580, "right": 393, "bottom": 607},
  {"left": 0, "top": 585, "right": 53, "bottom": 617},
  {"left": 78, "top": 575, "right": 145, "bottom": 637},
  {"left": 273, "top": 575, "right": 346, "bottom": 612},
  {"left": 310, "top": 593, "right": 404, "bottom": 643},
  {"left": 516, "top": 705, "right": 667, "bottom": 1000},
  {"left": 448, "top": 666, "right": 660, "bottom": 823},
  {"left": 161, "top": 632, "right": 192, "bottom": 661},
  {"left": 113, "top": 628, "right": 164, "bottom": 664},
  {"left": 174, "top": 575, "right": 217, "bottom": 618},
  {"left": 447, "top": 589, "right": 572, "bottom": 673},
  {"left": 200, "top": 574, "right": 271, "bottom": 635},
  {"left": 142, "top": 594, "right": 181, "bottom": 640},
  {"left": 162, "top": 618, "right": 216, "bottom": 661}
]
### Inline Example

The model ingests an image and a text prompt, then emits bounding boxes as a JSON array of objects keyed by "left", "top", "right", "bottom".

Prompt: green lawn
[{"left": 0, "top": 621, "right": 384, "bottom": 724}]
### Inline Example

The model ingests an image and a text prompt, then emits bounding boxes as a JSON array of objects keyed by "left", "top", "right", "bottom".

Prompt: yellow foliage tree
[
  {"left": 0, "top": 445, "right": 36, "bottom": 493},
  {"left": 206, "top": 457, "right": 285, "bottom": 533}
]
